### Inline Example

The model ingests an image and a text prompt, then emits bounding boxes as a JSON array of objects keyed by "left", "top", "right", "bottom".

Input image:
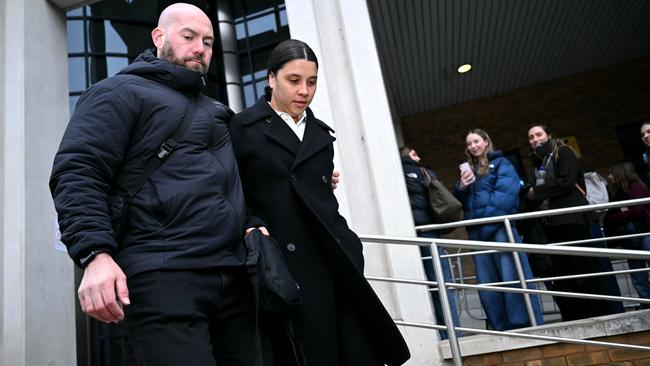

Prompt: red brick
[
  {"left": 542, "top": 358, "right": 568, "bottom": 366},
  {"left": 566, "top": 352, "right": 603, "bottom": 366},
  {"left": 503, "top": 348, "right": 544, "bottom": 362},
  {"left": 609, "top": 349, "right": 649, "bottom": 361},
  {"left": 544, "top": 344, "right": 569, "bottom": 358}
]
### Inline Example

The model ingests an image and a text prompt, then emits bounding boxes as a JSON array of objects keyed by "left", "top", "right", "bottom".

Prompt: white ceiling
[{"left": 367, "top": 0, "right": 650, "bottom": 118}]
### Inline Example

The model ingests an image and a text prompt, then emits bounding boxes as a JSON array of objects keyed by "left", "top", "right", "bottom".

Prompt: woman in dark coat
[
  {"left": 229, "top": 39, "right": 410, "bottom": 366},
  {"left": 525, "top": 124, "right": 623, "bottom": 321}
]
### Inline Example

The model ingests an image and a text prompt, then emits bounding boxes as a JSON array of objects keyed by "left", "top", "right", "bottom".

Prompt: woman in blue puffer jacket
[{"left": 454, "top": 128, "right": 544, "bottom": 331}]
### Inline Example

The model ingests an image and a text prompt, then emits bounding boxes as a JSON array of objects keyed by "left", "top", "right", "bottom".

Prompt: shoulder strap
[
  {"left": 125, "top": 96, "right": 198, "bottom": 200},
  {"left": 420, "top": 167, "right": 432, "bottom": 184}
]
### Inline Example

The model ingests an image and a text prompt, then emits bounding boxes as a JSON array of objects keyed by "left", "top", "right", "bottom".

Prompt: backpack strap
[{"left": 125, "top": 96, "right": 198, "bottom": 201}]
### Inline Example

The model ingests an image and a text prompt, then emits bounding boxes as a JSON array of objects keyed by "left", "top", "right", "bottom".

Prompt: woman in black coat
[
  {"left": 525, "top": 124, "right": 623, "bottom": 321},
  {"left": 229, "top": 39, "right": 410, "bottom": 366}
]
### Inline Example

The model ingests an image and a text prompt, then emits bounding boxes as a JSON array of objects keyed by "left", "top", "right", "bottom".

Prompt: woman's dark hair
[
  {"left": 264, "top": 39, "right": 319, "bottom": 100},
  {"left": 527, "top": 123, "right": 552, "bottom": 136},
  {"left": 399, "top": 146, "right": 413, "bottom": 158},
  {"left": 609, "top": 161, "right": 647, "bottom": 195}
]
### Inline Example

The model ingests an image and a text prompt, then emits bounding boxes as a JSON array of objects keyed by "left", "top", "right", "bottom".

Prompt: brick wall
[
  {"left": 400, "top": 57, "right": 650, "bottom": 187},
  {"left": 460, "top": 330, "right": 650, "bottom": 366}
]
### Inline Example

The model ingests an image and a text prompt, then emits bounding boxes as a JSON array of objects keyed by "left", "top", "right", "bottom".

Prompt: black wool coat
[
  {"left": 230, "top": 97, "right": 410, "bottom": 366},
  {"left": 529, "top": 143, "right": 590, "bottom": 226}
]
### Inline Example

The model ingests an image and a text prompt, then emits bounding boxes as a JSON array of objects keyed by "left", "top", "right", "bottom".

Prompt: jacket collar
[
  {"left": 118, "top": 49, "right": 204, "bottom": 93},
  {"left": 244, "top": 97, "right": 336, "bottom": 169}
]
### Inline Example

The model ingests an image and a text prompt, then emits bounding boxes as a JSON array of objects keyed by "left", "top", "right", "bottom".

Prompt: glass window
[
  {"left": 106, "top": 57, "right": 129, "bottom": 77},
  {"left": 67, "top": 20, "right": 85, "bottom": 53},
  {"left": 68, "top": 57, "right": 86, "bottom": 92},
  {"left": 255, "top": 80, "right": 268, "bottom": 100},
  {"left": 279, "top": 8, "right": 288, "bottom": 26},
  {"left": 104, "top": 20, "right": 128, "bottom": 54},
  {"left": 235, "top": 22, "right": 246, "bottom": 40},
  {"left": 69, "top": 95, "right": 80, "bottom": 115},
  {"left": 67, "top": 7, "right": 83, "bottom": 16},
  {"left": 246, "top": 13, "right": 277, "bottom": 37},
  {"left": 243, "top": 83, "right": 255, "bottom": 106}
]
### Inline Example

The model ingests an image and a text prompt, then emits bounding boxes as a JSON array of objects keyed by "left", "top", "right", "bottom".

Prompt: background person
[
  {"left": 400, "top": 146, "right": 460, "bottom": 339},
  {"left": 49, "top": 4, "right": 258, "bottom": 365},
  {"left": 604, "top": 161, "right": 650, "bottom": 306},
  {"left": 453, "top": 129, "right": 543, "bottom": 331},
  {"left": 526, "top": 123, "right": 624, "bottom": 321},
  {"left": 229, "top": 39, "right": 410, "bottom": 366}
]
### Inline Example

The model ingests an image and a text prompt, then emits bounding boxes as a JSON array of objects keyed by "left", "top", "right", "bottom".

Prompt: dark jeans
[
  {"left": 418, "top": 231, "right": 461, "bottom": 340},
  {"left": 124, "top": 268, "right": 257, "bottom": 366}
]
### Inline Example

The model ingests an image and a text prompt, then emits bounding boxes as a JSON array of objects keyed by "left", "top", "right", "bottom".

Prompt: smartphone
[{"left": 459, "top": 162, "right": 471, "bottom": 173}]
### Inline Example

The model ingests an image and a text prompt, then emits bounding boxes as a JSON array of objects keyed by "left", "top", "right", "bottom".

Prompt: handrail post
[
  {"left": 430, "top": 241, "right": 463, "bottom": 365},
  {"left": 504, "top": 218, "right": 538, "bottom": 327}
]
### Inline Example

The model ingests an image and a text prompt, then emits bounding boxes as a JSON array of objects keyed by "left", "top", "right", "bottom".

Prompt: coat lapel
[
  {"left": 244, "top": 97, "right": 301, "bottom": 156},
  {"left": 292, "top": 110, "right": 336, "bottom": 170},
  {"left": 263, "top": 113, "right": 302, "bottom": 156}
]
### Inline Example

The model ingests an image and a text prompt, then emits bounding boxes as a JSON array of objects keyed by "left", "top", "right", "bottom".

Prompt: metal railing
[{"left": 360, "top": 197, "right": 650, "bottom": 365}]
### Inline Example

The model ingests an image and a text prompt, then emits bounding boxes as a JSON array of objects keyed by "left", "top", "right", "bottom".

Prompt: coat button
[
  {"left": 321, "top": 175, "right": 328, "bottom": 183},
  {"left": 265, "top": 117, "right": 272, "bottom": 123},
  {"left": 291, "top": 174, "right": 298, "bottom": 182},
  {"left": 286, "top": 243, "right": 296, "bottom": 252}
]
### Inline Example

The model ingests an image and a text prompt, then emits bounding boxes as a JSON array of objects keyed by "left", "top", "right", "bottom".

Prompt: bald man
[{"left": 50, "top": 3, "right": 257, "bottom": 365}]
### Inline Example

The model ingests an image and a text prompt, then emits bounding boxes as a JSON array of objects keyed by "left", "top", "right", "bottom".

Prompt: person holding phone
[{"left": 454, "top": 129, "right": 543, "bottom": 331}]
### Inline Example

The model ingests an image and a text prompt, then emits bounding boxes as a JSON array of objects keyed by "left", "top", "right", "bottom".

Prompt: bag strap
[
  {"left": 125, "top": 96, "right": 198, "bottom": 201},
  {"left": 420, "top": 167, "right": 432, "bottom": 184}
]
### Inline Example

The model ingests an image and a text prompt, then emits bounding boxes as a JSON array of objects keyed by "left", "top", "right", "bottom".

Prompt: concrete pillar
[
  {"left": 216, "top": 0, "right": 244, "bottom": 113},
  {"left": 284, "top": 1, "right": 441, "bottom": 364},
  {"left": 0, "top": 0, "right": 76, "bottom": 365}
]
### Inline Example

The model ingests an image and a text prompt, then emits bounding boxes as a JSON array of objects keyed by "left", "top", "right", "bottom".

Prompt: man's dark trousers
[{"left": 124, "top": 267, "right": 257, "bottom": 365}]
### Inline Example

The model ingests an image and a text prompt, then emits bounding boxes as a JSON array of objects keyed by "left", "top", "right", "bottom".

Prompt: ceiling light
[{"left": 457, "top": 64, "right": 472, "bottom": 73}]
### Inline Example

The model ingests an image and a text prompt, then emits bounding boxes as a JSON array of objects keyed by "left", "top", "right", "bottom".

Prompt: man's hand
[
  {"left": 331, "top": 170, "right": 341, "bottom": 190},
  {"left": 245, "top": 226, "right": 270, "bottom": 237},
  {"left": 77, "top": 253, "right": 130, "bottom": 323}
]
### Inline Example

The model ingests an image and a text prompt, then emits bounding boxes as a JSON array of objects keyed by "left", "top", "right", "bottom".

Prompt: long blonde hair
[{"left": 464, "top": 128, "right": 494, "bottom": 176}]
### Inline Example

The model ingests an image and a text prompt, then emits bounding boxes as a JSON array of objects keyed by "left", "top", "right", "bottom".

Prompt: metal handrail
[
  {"left": 414, "top": 197, "right": 650, "bottom": 232},
  {"left": 359, "top": 197, "right": 650, "bottom": 365}
]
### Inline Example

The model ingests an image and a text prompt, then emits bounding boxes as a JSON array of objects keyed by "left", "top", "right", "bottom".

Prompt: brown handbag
[{"left": 420, "top": 168, "right": 463, "bottom": 226}]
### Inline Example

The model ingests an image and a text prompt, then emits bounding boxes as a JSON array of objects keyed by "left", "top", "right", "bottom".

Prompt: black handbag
[{"left": 245, "top": 229, "right": 302, "bottom": 313}]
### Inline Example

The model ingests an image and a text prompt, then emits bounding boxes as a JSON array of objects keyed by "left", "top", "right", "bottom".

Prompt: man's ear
[
  {"left": 151, "top": 27, "right": 165, "bottom": 49},
  {"left": 268, "top": 72, "right": 276, "bottom": 89}
]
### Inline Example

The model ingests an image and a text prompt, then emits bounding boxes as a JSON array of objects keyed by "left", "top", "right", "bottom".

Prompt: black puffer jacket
[
  {"left": 401, "top": 157, "right": 437, "bottom": 226},
  {"left": 50, "top": 49, "right": 246, "bottom": 277}
]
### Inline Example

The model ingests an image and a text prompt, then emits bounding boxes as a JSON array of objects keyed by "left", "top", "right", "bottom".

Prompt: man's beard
[{"left": 159, "top": 40, "right": 209, "bottom": 74}]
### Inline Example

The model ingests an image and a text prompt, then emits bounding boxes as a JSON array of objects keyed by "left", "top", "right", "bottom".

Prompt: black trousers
[
  {"left": 124, "top": 267, "right": 257, "bottom": 366},
  {"left": 544, "top": 224, "right": 624, "bottom": 320}
]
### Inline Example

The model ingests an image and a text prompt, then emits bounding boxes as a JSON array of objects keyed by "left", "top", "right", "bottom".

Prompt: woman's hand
[
  {"left": 245, "top": 226, "right": 270, "bottom": 237},
  {"left": 331, "top": 170, "right": 340, "bottom": 190},
  {"left": 459, "top": 169, "right": 476, "bottom": 189},
  {"left": 526, "top": 187, "right": 535, "bottom": 201}
]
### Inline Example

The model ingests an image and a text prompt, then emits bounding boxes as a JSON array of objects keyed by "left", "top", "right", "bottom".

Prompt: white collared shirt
[{"left": 269, "top": 103, "right": 307, "bottom": 141}]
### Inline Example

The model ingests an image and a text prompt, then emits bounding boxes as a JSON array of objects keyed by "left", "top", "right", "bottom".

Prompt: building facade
[{"left": 1, "top": 0, "right": 435, "bottom": 365}]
